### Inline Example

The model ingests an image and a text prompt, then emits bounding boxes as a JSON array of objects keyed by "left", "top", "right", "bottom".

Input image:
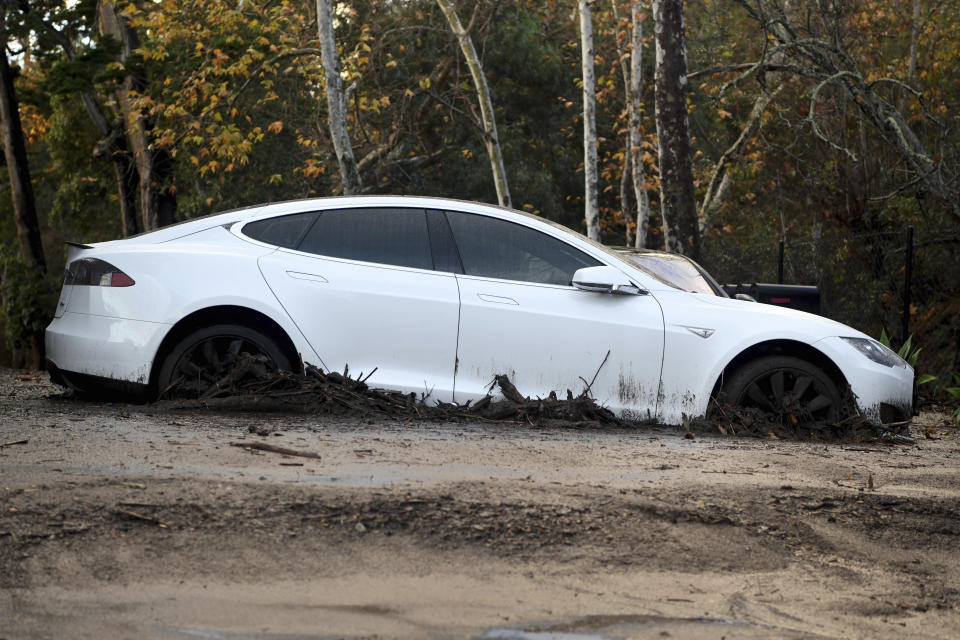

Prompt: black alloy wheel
[
  {"left": 722, "top": 355, "right": 842, "bottom": 422},
  {"left": 158, "top": 324, "right": 291, "bottom": 398}
]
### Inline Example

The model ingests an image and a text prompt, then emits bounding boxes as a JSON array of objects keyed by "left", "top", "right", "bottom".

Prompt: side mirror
[
  {"left": 572, "top": 266, "right": 644, "bottom": 296},
  {"left": 734, "top": 293, "right": 757, "bottom": 302}
]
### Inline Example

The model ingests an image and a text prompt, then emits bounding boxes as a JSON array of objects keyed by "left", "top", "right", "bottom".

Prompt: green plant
[
  {"left": 879, "top": 329, "right": 936, "bottom": 385},
  {"left": 0, "top": 252, "right": 58, "bottom": 352},
  {"left": 946, "top": 374, "right": 960, "bottom": 425}
]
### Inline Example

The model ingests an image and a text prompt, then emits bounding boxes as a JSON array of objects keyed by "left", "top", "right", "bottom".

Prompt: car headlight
[{"left": 839, "top": 337, "right": 906, "bottom": 368}]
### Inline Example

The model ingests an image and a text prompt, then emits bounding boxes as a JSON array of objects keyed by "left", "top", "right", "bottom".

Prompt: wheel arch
[
  {"left": 149, "top": 305, "right": 302, "bottom": 390},
  {"left": 710, "top": 339, "right": 848, "bottom": 400}
]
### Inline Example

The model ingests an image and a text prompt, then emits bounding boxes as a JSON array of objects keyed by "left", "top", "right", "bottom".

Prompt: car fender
[{"left": 654, "top": 290, "right": 861, "bottom": 424}]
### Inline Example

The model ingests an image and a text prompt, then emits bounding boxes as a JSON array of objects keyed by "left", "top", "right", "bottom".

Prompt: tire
[
  {"left": 720, "top": 355, "right": 841, "bottom": 422},
  {"left": 157, "top": 324, "right": 292, "bottom": 399}
]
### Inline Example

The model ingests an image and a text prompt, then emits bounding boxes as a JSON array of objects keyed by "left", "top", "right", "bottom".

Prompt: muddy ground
[{"left": 1, "top": 368, "right": 958, "bottom": 639}]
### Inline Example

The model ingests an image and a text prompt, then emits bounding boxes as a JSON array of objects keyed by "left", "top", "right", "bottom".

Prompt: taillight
[{"left": 65, "top": 258, "right": 136, "bottom": 287}]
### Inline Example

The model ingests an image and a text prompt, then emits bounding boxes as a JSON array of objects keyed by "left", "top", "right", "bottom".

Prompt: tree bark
[
  {"left": 579, "top": 0, "right": 601, "bottom": 241},
  {"left": 652, "top": 0, "right": 699, "bottom": 257},
  {"left": 628, "top": 2, "right": 650, "bottom": 248},
  {"left": 98, "top": 0, "right": 175, "bottom": 230},
  {"left": 435, "top": 0, "right": 511, "bottom": 208},
  {"left": 1, "top": 7, "right": 46, "bottom": 368},
  {"left": 0, "top": 12, "right": 45, "bottom": 273},
  {"left": 317, "top": 0, "right": 362, "bottom": 195}
]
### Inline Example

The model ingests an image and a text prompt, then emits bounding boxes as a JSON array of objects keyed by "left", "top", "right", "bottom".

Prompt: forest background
[{"left": 1, "top": 0, "right": 958, "bottom": 390}]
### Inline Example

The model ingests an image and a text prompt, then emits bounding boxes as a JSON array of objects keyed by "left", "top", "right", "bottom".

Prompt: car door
[
  {"left": 255, "top": 207, "right": 460, "bottom": 402},
  {"left": 446, "top": 210, "right": 665, "bottom": 419}
]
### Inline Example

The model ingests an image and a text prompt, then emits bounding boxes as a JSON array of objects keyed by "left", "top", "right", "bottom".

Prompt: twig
[
  {"left": 230, "top": 441, "right": 321, "bottom": 460},
  {"left": 0, "top": 439, "right": 28, "bottom": 448},
  {"left": 581, "top": 350, "right": 612, "bottom": 397}
]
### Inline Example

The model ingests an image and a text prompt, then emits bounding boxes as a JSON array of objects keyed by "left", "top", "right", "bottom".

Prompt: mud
[{"left": 2, "top": 368, "right": 959, "bottom": 639}]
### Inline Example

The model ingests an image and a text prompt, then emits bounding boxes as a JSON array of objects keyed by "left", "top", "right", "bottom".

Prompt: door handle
[{"left": 477, "top": 293, "right": 518, "bottom": 305}]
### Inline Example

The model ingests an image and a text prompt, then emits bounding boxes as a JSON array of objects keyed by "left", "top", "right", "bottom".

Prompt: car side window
[
  {"left": 446, "top": 211, "right": 601, "bottom": 285},
  {"left": 242, "top": 212, "right": 317, "bottom": 248},
  {"left": 297, "top": 208, "right": 433, "bottom": 270}
]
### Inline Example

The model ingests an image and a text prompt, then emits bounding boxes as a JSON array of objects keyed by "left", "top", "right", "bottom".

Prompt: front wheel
[
  {"left": 157, "top": 324, "right": 291, "bottom": 398},
  {"left": 720, "top": 355, "right": 842, "bottom": 422}
]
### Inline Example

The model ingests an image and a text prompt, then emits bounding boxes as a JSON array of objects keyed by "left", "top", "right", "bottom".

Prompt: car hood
[{"left": 661, "top": 290, "right": 871, "bottom": 343}]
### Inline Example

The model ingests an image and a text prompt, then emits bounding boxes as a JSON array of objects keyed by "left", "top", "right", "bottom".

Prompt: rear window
[
  {"left": 242, "top": 212, "right": 317, "bottom": 248},
  {"left": 298, "top": 208, "right": 433, "bottom": 270}
]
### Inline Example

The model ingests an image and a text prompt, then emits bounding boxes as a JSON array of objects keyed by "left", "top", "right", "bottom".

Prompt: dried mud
[{"left": 2, "top": 369, "right": 959, "bottom": 639}]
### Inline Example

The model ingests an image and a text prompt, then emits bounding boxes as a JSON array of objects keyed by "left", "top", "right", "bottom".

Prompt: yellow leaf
[{"left": 268, "top": 121, "right": 284, "bottom": 134}]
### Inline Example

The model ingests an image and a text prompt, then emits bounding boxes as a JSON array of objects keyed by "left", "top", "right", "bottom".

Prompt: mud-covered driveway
[{"left": 1, "top": 369, "right": 959, "bottom": 639}]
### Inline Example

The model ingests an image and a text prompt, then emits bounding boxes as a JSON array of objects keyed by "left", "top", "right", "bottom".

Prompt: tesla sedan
[{"left": 45, "top": 196, "right": 914, "bottom": 425}]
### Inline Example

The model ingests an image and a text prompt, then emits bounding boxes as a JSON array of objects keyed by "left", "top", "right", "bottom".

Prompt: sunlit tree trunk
[
  {"left": 317, "top": 0, "right": 362, "bottom": 195},
  {"left": 579, "top": 0, "right": 600, "bottom": 241},
  {"left": 628, "top": 2, "right": 650, "bottom": 248},
  {"left": 436, "top": 0, "right": 511, "bottom": 208},
  {"left": 652, "top": 0, "right": 699, "bottom": 257},
  {"left": 98, "top": 0, "right": 175, "bottom": 230}
]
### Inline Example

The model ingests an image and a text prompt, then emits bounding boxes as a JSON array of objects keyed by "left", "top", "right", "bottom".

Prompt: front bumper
[
  {"left": 813, "top": 336, "right": 914, "bottom": 423},
  {"left": 45, "top": 312, "right": 171, "bottom": 386}
]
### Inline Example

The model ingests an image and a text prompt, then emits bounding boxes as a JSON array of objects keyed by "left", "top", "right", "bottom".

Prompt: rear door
[{"left": 256, "top": 207, "right": 460, "bottom": 402}]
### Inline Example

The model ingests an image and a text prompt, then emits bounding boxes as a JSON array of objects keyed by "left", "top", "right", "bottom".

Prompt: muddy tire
[
  {"left": 157, "top": 324, "right": 291, "bottom": 399},
  {"left": 720, "top": 355, "right": 841, "bottom": 422}
]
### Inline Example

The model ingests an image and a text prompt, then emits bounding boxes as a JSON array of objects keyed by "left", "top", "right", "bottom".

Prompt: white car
[{"left": 45, "top": 196, "right": 914, "bottom": 425}]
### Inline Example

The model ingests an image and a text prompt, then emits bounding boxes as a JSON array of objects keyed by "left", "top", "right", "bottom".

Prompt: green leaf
[{"left": 916, "top": 374, "right": 936, "bottom": 386}]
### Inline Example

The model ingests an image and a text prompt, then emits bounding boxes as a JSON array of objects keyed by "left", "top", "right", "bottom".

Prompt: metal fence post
[
  {"left": 902, "top": 225, "right": 913, "bottom": 344},
  {"left": 777, "top": 239, "right": 784, "bottom": 284}
]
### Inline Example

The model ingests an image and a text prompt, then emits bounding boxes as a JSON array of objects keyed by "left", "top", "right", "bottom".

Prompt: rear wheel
[
  {"left": 721, "top": 355, "right": 841, "bottom": 422},
  {"left": 157, "top": 324, "right": 291, "bottom": 398}
]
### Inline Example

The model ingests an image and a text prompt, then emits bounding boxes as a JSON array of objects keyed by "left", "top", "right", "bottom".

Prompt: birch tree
[
  {"left": 613, "top": 1, "right": 651, "bottom": 248},
  {"left": 435, "top": 0, "right": 511, "bottom": 208},
  {"left": 578, "top": 0, "right": 600, "bottom": 241},
  {"left": 317, "top": 0, "right": 362, "bottom": 194},
  {"left": 652, "top": 0, "right": 698, "bottom": 257}
]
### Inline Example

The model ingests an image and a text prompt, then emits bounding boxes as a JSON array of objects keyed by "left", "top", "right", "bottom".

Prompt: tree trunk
[
  {"left": 1, "top": 8, "right": 46, "bottom": 368},
  {"left": 628, "top": 2, "right": 650, "bottom": 248},
  {"left": 652, "top": 0, "right": 699, "bottom": 257},
  {"left": 579, "top": 0, "right": 601, "bottom": 241},
  {"left": 0, "top": 18, "right": 45, "bottom": 273},
  {"left": 436, "top": 0, "right": 511, "bottom": 208},
  {"left": 98, "top": 0, "right": 175, "bottom": 231},
  {"left": 317, "top": 0, "right": 362, "bottom": 195}
]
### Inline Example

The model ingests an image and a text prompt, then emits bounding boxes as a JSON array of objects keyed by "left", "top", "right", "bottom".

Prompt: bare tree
[
  {"left": 731, "top": 0, "right": 959, "bottom": 222},
  {"left": 579, "top": 0, "right": 600, "bottom": 241},
  {"left": 698, "top": 87, "right": 782, "bottom": 234},
  {"left": 435, "top": 0, "right": 511, "bottom": 208},
  {"left": 317, "top": 0, "right": 362, "bottom": 195},
  {"left": 652, "top": 0, "right": 699, "bottom": 256}
]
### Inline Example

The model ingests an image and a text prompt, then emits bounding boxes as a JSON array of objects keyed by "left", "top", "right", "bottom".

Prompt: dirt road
[{"left": 1, "top": 369, "right": 958, "bottom": 639}]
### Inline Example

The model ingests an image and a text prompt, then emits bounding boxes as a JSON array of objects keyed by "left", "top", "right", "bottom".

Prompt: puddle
[{"left": 484, "top": 613, "right": 828, "bottom": 640}]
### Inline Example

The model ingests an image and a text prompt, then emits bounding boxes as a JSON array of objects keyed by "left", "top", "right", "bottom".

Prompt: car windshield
[{"left": 614, "top": 250, "right": 725, "bottom": 296}]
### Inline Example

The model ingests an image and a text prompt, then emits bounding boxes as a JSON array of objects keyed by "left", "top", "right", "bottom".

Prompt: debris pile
[
  {"left": 162, "top": 356, "right": 622, "bottom": 427},
  {"left": 697, "top": 402, "right": 914, "bottom": 444}
]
